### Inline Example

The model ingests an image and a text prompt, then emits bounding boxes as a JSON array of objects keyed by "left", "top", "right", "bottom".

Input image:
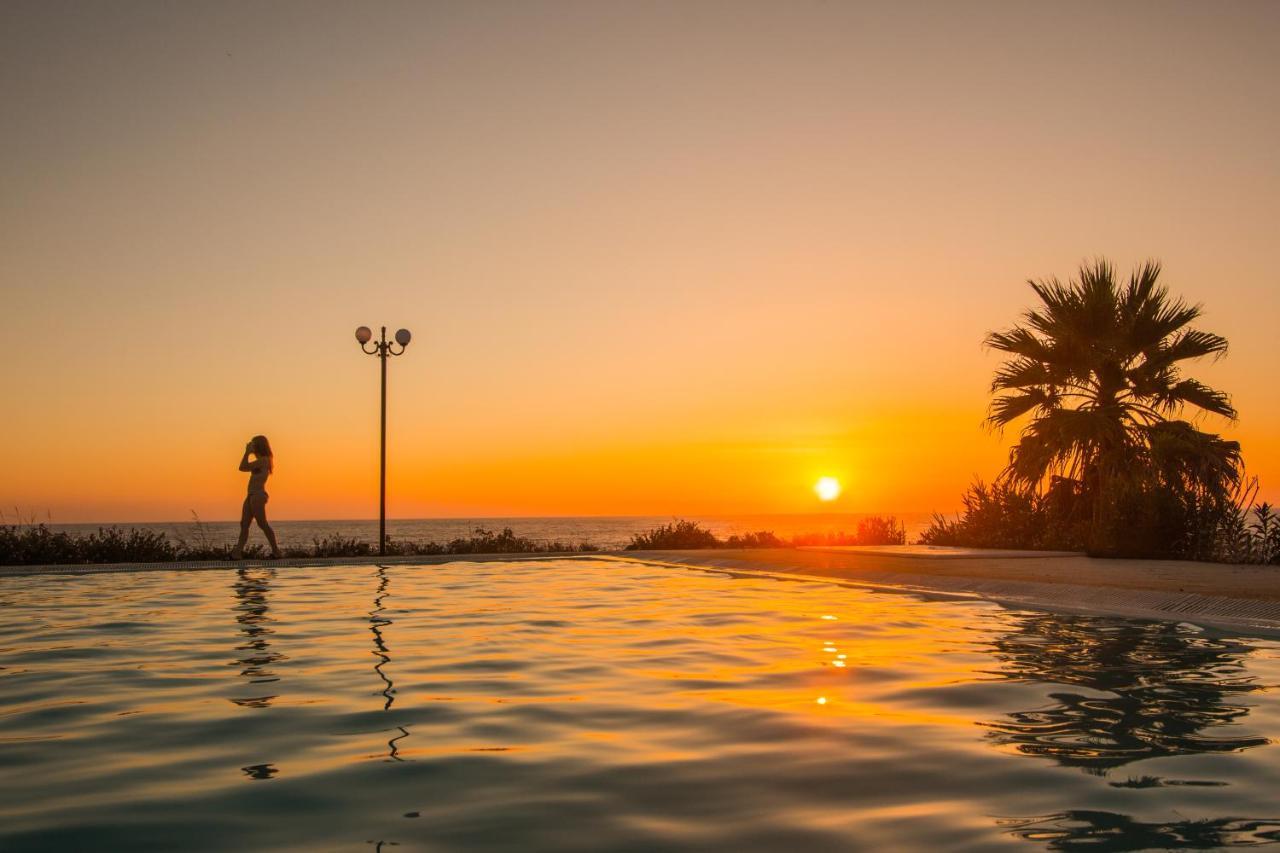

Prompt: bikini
[{"left": 248, "top": 463, "right": 270, "bottom": 500}]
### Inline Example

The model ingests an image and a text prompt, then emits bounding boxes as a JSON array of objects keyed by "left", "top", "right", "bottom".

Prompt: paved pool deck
[
  {"left": 638, "top": 545, "right": 1280, "bottom": 601},
  {"left": 4, "top": 546, "right": 1279, "bottom": 637},
  {"left": 622, "top": 546, "right": 1280, "bottom": 637}
]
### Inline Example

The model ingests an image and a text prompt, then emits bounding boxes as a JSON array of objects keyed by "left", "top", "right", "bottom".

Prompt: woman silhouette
[{"left": 232, "top": 435, "right": 282, "bottom": 559}]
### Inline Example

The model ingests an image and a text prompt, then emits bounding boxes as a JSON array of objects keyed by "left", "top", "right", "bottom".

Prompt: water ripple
[{"left": 1, "top": 558, "right": 1278, "bottom": 850}]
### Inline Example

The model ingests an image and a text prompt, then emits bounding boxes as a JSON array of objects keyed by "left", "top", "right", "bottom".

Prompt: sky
[{"left": 2, "top": 1, "right": 1278, "bottom": 523}]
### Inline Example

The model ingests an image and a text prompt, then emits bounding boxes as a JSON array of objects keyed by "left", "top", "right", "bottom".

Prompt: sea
[{"left": 45, "top": 513, "right": 938, "bottom": 550}]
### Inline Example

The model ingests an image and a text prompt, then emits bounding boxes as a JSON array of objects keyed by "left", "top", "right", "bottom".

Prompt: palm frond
[
  {"left": 984, "top": 327, "right": 1050, "bottom": 359},
  {"left": 1140, "top": 329, "right": 1229, "bottom": 374},
  {"left": 1154, "top": 379, "right": 1237, "bottom": 419},
  {"left": 1124, "top": 259, "right": 1162, "bottom": 308},
  {"left": 1003, "top": 407, "right": 1131, "bottom": 487},
  {"left": 990, "top": 357, "right": 1058, "bottom": 392},
  {"left": 1144, "top": 420, "right": 1242, "bottom": 497},
  {"left": 988, "top": 389, "right": 1055, "bottom": 428}
]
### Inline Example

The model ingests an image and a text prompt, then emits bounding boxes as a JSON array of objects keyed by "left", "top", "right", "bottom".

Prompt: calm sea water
[
  {"left": 2, "top": 558, "right": 1278, "bottom": 850},
  {"left": 47, "top": 513, "right": 937, "bottom": 550}
]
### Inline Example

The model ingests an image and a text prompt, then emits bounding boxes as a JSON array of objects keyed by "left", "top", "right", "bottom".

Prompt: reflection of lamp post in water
[
  {"left": 369, "top": 564, "right": 409, "bottom": 761},
  {"left": 369, "top": 565, "right": 396, "bottom": 711},
  {"left": 355, "top": 325, "right": 412, "bottom": 555}
]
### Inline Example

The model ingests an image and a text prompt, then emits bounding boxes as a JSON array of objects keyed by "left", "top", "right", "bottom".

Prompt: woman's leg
[
  {"left": 233, "top": 497, "right": 252, "bottom": 558},
  {"left": 251, "top": 495, "right": 281, "bottom": 556}
]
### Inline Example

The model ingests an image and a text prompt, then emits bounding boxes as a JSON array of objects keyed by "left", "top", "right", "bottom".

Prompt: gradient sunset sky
[{"left": 3, "top": 1, "right": 1277, "bottom": 523}]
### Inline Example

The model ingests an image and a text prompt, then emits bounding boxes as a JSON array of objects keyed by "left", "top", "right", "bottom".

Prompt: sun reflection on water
[{"left": 0, "top": 558, "right": 1278, "bottom": 851}]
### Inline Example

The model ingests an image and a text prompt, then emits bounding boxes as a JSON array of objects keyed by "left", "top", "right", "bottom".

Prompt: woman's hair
[{"left": 251, "top": 435, "right": 274, "bottom": 472}]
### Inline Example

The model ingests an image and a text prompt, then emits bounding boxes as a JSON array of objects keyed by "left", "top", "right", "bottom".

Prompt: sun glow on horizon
[
  {"left": 2, "top": 5, "right": 1279, "bottom": 522},
  {"left": 815, "top": 477, "right": 842, "bottom": 502}
]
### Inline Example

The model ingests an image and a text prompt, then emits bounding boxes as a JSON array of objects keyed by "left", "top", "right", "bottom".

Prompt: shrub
[
  {"left": 853, "top": 515, "right": 906, "bottom": 545},
  {"left": 79, "top": 526, "right": 177, "bottom": 564},
  {"left": 1211, "top": 502, "right": 1280, "bottom": 565},
  {"left": 627, "top": 517, "right": 909, "bottom": 551},
  {"left": 626, "top": 520, "right": 721, "bottom": 550},
  {"left": 0, "top": 523, "right": 80, "bottom": 565},
  {"left": 918, "top": 481, "right": 1087, "bottom": 551},
  {"left": 0, "top": 521, "right": 595, "bottom": 565},
  {"left": 442, "top": 527, "right": 568, "bottom": 554},
  {"left": 918, "top": 478, "right": 1280, "bottom": 562},
  {"left": 311, "top": 534, "right": 374, "bottom": 558},
  {"left": 1248, "top": 503, "right": 1280, "bottom": 564},
  {"left": 0, "top": 524, "right": 180, "bottom": 564},
  {"left": 723, "top": 530, "right": 787, "bottom": 548}
]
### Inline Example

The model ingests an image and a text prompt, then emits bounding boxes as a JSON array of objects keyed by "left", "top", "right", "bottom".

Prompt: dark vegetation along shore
[
  {"left": 921, "top": 260, "right": 1278, "bottom": 565},
  {"left": 0, "top": 516, "right": 907, "bottom": 567},
  {"left": 920, "top": 482, "right": 1280, "bottom": 565},
  {"left": 624, "top": 516, "right": 905, "bottom": 550},
  {"left": 0, "top": 523, "right": 597, "bottom": 566}
]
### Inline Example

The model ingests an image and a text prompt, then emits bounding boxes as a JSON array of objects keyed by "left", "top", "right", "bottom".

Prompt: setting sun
[{"left": 815, "top": 477, "right": 842, "bottom": 502}]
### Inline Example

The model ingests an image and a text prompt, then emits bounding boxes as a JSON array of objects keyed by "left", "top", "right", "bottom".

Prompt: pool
[{"left": 2, "top": 557, "right": 1278, "bottom": 850}]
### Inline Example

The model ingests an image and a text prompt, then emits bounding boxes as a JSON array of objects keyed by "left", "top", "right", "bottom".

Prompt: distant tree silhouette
[{"left": 985, "top": 259, "right": 1241, "bottom": 554}]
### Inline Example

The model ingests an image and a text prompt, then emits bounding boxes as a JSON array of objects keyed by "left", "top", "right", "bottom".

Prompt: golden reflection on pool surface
[{"left": 1, "top": 558, "right": 1279, "bottom": 850}]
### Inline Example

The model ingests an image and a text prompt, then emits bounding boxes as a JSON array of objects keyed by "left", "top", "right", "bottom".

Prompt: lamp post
[{"left": 355, "top": 325, "right": 412, "bottom": 556}]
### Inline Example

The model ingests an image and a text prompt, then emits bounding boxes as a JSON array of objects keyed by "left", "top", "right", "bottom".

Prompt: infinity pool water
[{"left": 2, "top": 558, "right": 1278, "bottom": 850}]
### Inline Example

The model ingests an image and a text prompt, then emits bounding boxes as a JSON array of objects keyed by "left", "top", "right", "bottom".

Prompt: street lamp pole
[{"left": 356, "top": 325, "right": 412, "bottom": 556}]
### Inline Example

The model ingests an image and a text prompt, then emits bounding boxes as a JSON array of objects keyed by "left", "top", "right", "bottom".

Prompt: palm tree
[{"left": 985, "top": 259, "right": 1241, "bottom": 550}]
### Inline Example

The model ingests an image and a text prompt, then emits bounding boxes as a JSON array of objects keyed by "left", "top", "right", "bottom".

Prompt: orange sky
[{"left": 2, "top": 2, "right": 1277, "bottom": 522}]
